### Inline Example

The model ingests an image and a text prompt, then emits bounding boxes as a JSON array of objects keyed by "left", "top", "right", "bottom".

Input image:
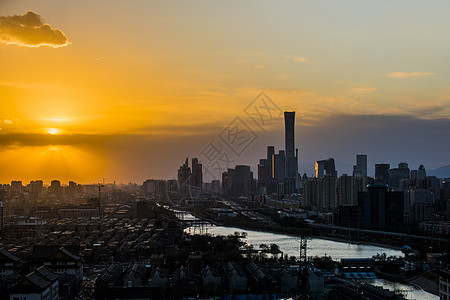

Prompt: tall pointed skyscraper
[{"left": 284, "top": 111, "right": 298, "bottom": 180}]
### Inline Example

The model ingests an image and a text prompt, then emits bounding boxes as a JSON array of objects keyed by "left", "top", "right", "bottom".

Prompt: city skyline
[{"left": 1, "top": 1, "right": 449, "bottom": 183}]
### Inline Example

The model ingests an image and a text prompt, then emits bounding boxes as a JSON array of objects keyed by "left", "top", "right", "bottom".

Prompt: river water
[{"left": 180, "top": 211, "right": 438, "bottom": 299}]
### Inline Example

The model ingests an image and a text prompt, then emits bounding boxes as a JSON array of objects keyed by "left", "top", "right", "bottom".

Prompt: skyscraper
[
  {"left": 284, "top": 112, "right": 298, "bottom": 179},
  {"left": 353, "top": 154, "right": 367, "bottom": 192},
  {"left": 273, "top": 150, "right": 286, "bottom": 181},
  {"left": 315, "top": 158, "right": 337, "bottom": 178},
  {"left": 191, "top": 158, "right": 203, "bottom": 192},
  {"left": 177, "top": 158, "right": 191, "bottom": 195},
  {"left": 418, "top": 165, "right": 427, "bottom": 179},
  {"left": 353, "top": 155, "right": 367, "bottom": 178},
  {"left": 177, "top": 157, "right": 203, "bottom": 195},
  {"left": 257, "top": 146, "right": 274, "bottom": 191},
  {"left": 389, "top": 162, "right": 410, "bottom": 189},
  {"left": 232, "top": 165, "right": 252, "bottom": 196},
  {"left": 375, "top": 164, "right": 390, "bottom": 184}
]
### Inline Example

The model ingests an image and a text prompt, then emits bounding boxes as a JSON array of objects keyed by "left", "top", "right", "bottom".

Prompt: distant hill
[{"left": 428, "top": 165, "right": 450, "bottom": 179}]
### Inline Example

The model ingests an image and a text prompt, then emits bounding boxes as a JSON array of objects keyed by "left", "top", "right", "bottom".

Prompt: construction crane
[{"left": 298, "top": 234, "right": 308, "bottom": 297}]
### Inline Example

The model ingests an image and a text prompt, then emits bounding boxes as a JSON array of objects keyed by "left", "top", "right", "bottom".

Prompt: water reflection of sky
[
  {"left": 177, "top": 211, "right": 438, "bottom": 299},
  {"left": 187, "top": 224, "right": 403, "bottom": 259}
]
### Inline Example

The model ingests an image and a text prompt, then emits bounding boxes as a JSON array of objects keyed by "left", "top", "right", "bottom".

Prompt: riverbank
[
  {"left": 407, "top": 272, "right": 440, "bottom": 296},
  {"left": 179, "top": 209, "right": 438, "bottom": 299},
  {"left": 186, "top": 209, "right": 406, "bottom": 252},
  {"left": 309, "top": 235, "right": 405, "bottom": 252}
]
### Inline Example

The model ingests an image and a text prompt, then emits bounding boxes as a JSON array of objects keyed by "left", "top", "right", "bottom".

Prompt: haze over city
[
  {"left": 1, "top": 0, "right": 449, "bottom": 184},
  {"left": 2, "top": 2, "right": 450, "bottom": 299}
]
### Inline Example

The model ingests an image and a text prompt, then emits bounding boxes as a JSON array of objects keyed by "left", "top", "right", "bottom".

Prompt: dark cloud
[
  {"left": 0, "top": 11, "right": 68, "bottom": 47},
  {"left": 0, "top": 133, "right": 109, "bottom": 148}
]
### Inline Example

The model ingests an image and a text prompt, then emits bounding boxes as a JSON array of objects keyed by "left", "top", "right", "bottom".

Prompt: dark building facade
[
  {"left": 177, "top": 158, "right": 202, "bottom": 195},
  {"left": 375, "top": 164, "right": 390, "bottom": 185},
  {"left": 389, "top": 162, "right": 410, "bottom": 189},
  {"left": 358, "top": 185, "right": 404, "bottom": 230},
  {"left": 315, "top": 158, "right": 337, "bottom": 178}
]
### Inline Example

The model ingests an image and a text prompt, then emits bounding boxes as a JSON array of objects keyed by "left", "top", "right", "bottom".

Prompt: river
[{"left": 179, "top": 211, "right": 438, "bottom": 299}]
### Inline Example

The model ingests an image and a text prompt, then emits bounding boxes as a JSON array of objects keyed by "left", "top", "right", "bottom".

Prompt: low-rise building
[
  {"left": 439, "top": 254, "right": 450, "bottom": 300},
  {"left": 10, "top": 266, "right": 59, "bottom": 300},
  {"left": 0, "top": 249, "right": 21, "bottom": 278}
]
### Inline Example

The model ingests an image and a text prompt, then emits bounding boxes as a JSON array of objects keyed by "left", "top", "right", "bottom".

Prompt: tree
[
  {"left": 259, "top": 244, "right": 269, "bottom": 251},
  {"left": 270, "top": 243, "right": 280, "bottom": 252}
]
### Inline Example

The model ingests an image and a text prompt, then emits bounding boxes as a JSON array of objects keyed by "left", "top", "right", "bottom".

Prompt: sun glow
[
  {"left": 47, "top": 128, "right": 61, "bottom": 135},
  {"left": 44, "top": 117, "right": 70, "bottom": 123}
]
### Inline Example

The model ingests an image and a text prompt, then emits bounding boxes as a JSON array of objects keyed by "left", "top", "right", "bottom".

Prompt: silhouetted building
[
  {"left": 177, "top": 158, "right": 192, "bottom": 195},
  {"left": 284, "top": 112, "right": 298, "bottom": 181},
  {"left": 177, "top": 158, "right": 202, "bottom": 196},
  {"left": 418, "top": 164, "right": 427, "bottom": 179},
  {"left": 65, "top": 181, "right": 77, "bottom": 197},
  {"left": 0, "top": 248, "right": 21, "bottom": 278},
  {"left": 353, "top": 155, "right": 367, "bottom": 177},
  {"left": 232, "top": 165, "right": 252, "bottom": 196},
  {"left": 29, "top": 180, "right": 43, "bottom": 200},
  {"left": 337, "top": 174, "right": 356, "bottom": 206},
  {"left": 32, "top": 245, "right": 83, "bottom": 284},
  {"left": 389, "top": 162, "right": 410, "bottom": 189},
  {"left": 353, "top": 154, "right": 367, "bottom": 192},
  {"left": 191, "top": 158, "right": 203, "bottom": 193},
  {"left": 202, "top": 266, "right": 222, "bottom": 296},
  {"left": 10, "top": 266, "right": 59, "bottom": 300},
  {"left": 60, "top": 206, "right": 99, "bottom": 219},
  {"left": 358, "top": 185, "right": 404, "bottom": 230},
  {"left": 375, "top": 164, "right": 390, "bottom": 185},
  {"left": 48, "top": 180, "right": 63, "bottom": 198},
  {"left": 143, "top": 179, "right": 167, "bottom": 197},
  {"left": 10, "top": 181, "right": 23, "bottom": 198},
  {"left": 256, "top": 111, "right": 298, "bottom": 196},
  {"left": 273, "top": 150, "right": 286, "bottom": 181},
  {"left": 409, "top": 189, "right": 434, "bottom": 223},
  {"left": 303, "top": 178, "right": 318, "bottom": 209},
  {"left": 439, "top": 254, "right": 450, "bottom": 300},
  {"left": 315, "top": 158, "right": 337, "bottom": 178},
  {"left": 223, "top": 262, "right": 247, "bottom": 294},
  {"left": 257, "top": 146, "right": 274, "bottom": 193},
  {"left": 222, "top": 168, "right": 235, "bottom": 195},
  {"left": 245, "top": 261, "right": 277, "bottom": 294},
  {"left": 318, "top": 174, "right": 337, "bottom": 210}
]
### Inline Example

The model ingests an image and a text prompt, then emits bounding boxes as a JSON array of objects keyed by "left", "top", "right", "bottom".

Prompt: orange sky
[{"left": 0, "top": 1, "right": 449, "bottom": 184}]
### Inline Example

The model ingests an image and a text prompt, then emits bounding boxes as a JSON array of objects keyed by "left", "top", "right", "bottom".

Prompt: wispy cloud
[
  {"left": 0, "top": 11, "right": 69, "bottom": 48},
  {"left": 284, "top": 54, "right": 309, "bottom": 63},
  {"left": 387, "top": 72, "right": 437, "bottom": 78},
  {"left": 349, "top": 87, "right": 378, "bottom": 94}
]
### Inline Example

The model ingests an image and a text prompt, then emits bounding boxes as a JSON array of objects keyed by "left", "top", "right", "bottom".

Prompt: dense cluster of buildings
[
  {"left": 129, "top": 110, "right": 450, "bottom": 236},
  {"left": 0, "top": 110, "right": 449, "bottom": 298}
]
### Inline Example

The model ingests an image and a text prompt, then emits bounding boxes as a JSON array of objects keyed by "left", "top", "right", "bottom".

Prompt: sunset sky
[{"left": 1, "top": 0, "right": 449, "bottom": 184}]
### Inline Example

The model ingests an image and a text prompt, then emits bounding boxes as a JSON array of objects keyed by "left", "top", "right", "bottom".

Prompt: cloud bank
[
  {"left": 387, "top": 72, "right": 436, "bottom": 78},
  {"left": 0, "top": 11, "right": 68, "bottom": 47}
]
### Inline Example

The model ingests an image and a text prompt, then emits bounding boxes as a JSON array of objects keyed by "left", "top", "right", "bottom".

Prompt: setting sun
[{"left": 47, "top": 128, "right": 61, "bottom": 135}]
